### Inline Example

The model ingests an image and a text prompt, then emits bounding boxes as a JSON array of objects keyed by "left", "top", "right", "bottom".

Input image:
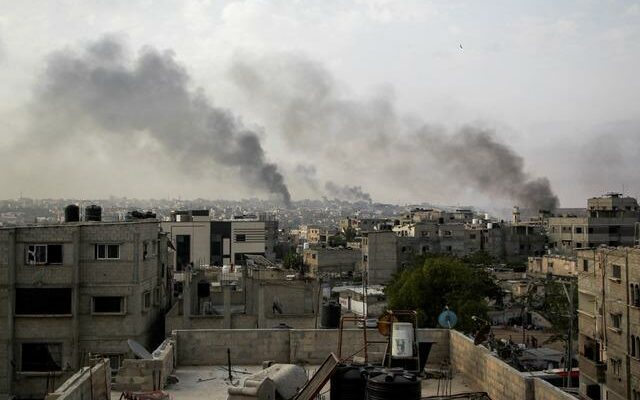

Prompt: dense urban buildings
[{"left": 547, "top": 193, "right": 640, "bottom": 255}]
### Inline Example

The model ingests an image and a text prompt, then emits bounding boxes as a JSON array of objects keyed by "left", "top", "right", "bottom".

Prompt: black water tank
[
  {"left": 321, "top": 301, "right": 341, "bottom": 328},
  {"left": 330, "top": 365, "right": 366, "bottom": 400},
  {"left": 85, "top": 205, "right": 102, "bottom": 222},
  {"left": 64, "top": 204, "right": 80, "bottom": 223},
  {"left": 366, "top": 371, "right": 421, "bottom": 400}
]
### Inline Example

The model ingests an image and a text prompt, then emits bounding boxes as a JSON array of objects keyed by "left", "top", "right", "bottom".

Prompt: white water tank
[
  {"left": 487, "top": 222, "right": 493, "bottom": 229},
  {"left": 472, "top": 218, "right": 479, "bottom": 225},
  {"left": 392, "top": 322, "right": 414, "bottom": 358}
]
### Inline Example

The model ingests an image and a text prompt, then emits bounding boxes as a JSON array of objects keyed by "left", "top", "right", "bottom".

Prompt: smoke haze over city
[{"left": 1, "top": 1, "right": 639, "bottom": 209}]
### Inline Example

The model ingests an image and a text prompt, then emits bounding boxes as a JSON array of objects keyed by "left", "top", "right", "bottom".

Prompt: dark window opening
[
  {"left": 93, "top": 296, "right": 124, "bottom": 314},
  {"left": 21, "top": 343, "right": 62, "bottom": 372},
  {"left": 15, "top": 288, "right": 72, "bottom": 315},
  {"left": 176, "top": 235, "right": 191, "bottom": 271},
  {"left": 235, "top": 234, "right": 246, "bottom": 242},
  {"left": 612, "top": 264, "right": 622, "bottom": 279},
  {"left": 575, "top": 227, "right": 583, "bottom": 234},
  {"left": 583, "top": 259, "right": 589, "bottom": 272},
  {"left": 25, "top": 244, "right": 63, "bottom": 265}
]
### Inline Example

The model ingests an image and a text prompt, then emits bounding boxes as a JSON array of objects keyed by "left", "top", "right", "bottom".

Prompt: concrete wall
[
  {"left": 173, "top": 328, "right": 449, "bottom": 367},
  {"left": 113, "top": 339, "right": 175, "bottom": 392},
  {"left": 449, "top": 330, "right": 573, "bottom": 400},
  {"left": 44, "top": 359, "right": 110, "bottom": 400},
  {"left": 532, "top": 378, "right": 576, "bottom": 400}
]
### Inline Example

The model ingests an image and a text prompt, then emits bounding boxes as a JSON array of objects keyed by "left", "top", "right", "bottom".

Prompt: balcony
[{"left": 579, "top": 355, "right": 606, "bottom": 383}]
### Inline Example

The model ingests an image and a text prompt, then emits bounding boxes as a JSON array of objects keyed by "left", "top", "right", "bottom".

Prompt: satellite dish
[
  {"left": 438, "top": 310, "right": 458, "bottom": 329},
  {"left": 127, "top": 339, "right": 152, "bottom": 359}
]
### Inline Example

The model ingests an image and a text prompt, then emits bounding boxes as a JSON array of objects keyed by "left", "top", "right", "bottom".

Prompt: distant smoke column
[
  {"left": 30, "top": 36, "right": 291, "bottom": 207},
  {"left": 229, "top": 53, "right": 558, "bottom": 210},
  {"left": 420, "top": 127, "right": 559, "bottom": 211},
  {"left": 325, "top": 181, "right": 372, "bottom": 203}
]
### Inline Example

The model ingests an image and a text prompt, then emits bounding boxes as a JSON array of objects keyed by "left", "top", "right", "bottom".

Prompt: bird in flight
[{"left": 459, "top": 43, "right": 463, "bottom": 50}]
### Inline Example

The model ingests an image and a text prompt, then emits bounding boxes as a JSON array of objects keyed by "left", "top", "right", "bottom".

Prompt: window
[
  {"left": 21, "top": 343, "right": 62, "bottom": 372},
  {"left": 446, "top": 246, "right": 452, "bottom": 252},
  {"left": 95, "top": 244, "right": 120, "bottom": 260},
  {"left": 363, "top": 255, "right": 368, "bottom": 262},
  {"left": 611, "top": 314, "right": 622, "bottom": 330},
  {"left": 588, "top": 227, "right": 594, "bottom": 234},
  {"left": 25, "top": 244, "right": 63, "bottom": 265},
  {"left": 15, "top": 288, "right": 72, "bottom": 315},
  {"left": 92, "top": 296, "right": 125, "bottom": 314},
  {"left": 612, "top": 264, "right": 622, "bottom": 279},
  {"left": 153, "top": 287, "right": 161, "bottom": 306},
  {"left": 575, "top": 227, "right": 583, "bottom": 234},
  {"left": 610, "top": 358, "right": 622, "bottom": 376},
  {"left": 235, "top": 234, "right": 246, "bottom": 242},
  {"left": 469, "top": 234, "right": 477, "bottom": 239},
  {"left": 632, "top": 335, "right": 637, "bottom": 358},
  {"left": 142, "top": 291, "right": 151, "bottom": 310},
  {"left": 107, "top": 354, "right": 123, "bottom": 374},
  {"left": 576, "top": 243, "right": 582, "bottom": 248},
  {"left": 444, "top": 231, "right": 452, "bottom": 236},
  {"left": 311, "top": 253, "right": 316, "bottom": 259},
  {"left": 583, "top": 259, "right": 589, "bottom": 272},
  {"left": 143, "top": 242, "right": 148, "bottom": 260}
]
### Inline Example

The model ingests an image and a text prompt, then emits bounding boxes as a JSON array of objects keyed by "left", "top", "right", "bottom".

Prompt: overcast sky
[{"left": 1, "top": 0, "right": 639, "bottom": 208}]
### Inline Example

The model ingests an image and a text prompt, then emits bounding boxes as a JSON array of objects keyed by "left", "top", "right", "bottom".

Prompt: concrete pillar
[
  {"left": 257, "top": 284, "right": 265, "bottom": 329},
  {"left": 182, "top": 272, "right": 191, "bottom": 329},
  {"left": 5, "top": 230, "right": 16, "bottom": 394},
  {"left": 223, "top": 285, "right": 231, "bottom": 329},
  {"left": 72, "top": 229, "right": 80, "bottom": 369}
]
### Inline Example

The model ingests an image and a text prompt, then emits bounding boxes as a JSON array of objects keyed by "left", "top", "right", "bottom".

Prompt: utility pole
[{"left": 562, "top": 279, "right": 575, "bottom": 388}]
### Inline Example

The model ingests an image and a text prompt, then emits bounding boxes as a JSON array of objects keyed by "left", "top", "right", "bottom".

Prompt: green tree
[
  {"left": 385, "top": 255, "right": 501, "bottom": 332},
  {"left": 537, "top": 280, "right": 577, "bottom": 345},
  {"left": 342, "top": 226, "right": 357, "bottom": 242},
  {"left": 283, "top": 250, "right": 303, "bottom": 271}
]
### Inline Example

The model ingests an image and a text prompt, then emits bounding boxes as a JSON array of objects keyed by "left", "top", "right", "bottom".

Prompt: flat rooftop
[{"left": 112, "top": 365, "right": 482, "bottom": 400}]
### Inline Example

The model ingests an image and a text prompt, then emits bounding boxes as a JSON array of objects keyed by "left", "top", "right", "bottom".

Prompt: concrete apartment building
[
  {"left": 361, "top": 216, "right": 545, "bottom": 285},
  {"left": 303, "top": 247, "right": 361, "bottom": 277},
  {"left": 165, "top": 258, "right": 319, "bottom": 332},
  {"left": 528, "top": 255, "right": 578, "bottom": 279},
  {"left": 161, "top": 210, "right": 278, "bottom": 269},
  {"left": 576, "top": 247, "right": 640, "bottom": 400},
  {"left": 547, "top": 193, "right": 640, "bottom": 255},
  {"left": 0, "top": 218, "right": 169, "bottom": 398}
]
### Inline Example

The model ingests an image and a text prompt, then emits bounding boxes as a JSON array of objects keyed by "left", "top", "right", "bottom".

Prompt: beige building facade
[
  {"left": 0, "top": 220, "right": 169, "bottom": 399},
  {"left": 577, "top": 247, "right": 640, "bottom": 400}
]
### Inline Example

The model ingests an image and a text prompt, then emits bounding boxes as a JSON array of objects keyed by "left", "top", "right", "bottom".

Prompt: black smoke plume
[
  {"left": 29, "top": 37, "right": 291, "bottom": 206},
  {"left": 230, "top": 52, "right": 558, "bottom": 210},
  {"left": 325, "top": 181, "right": 372, "bottom": 203}
]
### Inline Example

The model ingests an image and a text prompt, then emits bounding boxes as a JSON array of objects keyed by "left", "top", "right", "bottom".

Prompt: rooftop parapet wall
[
  {"left": 449, "top": 330, "right": 575, "bottom": 400},
  {"left": 44, "top": 359, "right": 110, "bottom": 400},
  {"left": 172, "top": 328, "right": 449, "bottom": 366},
  {"left": 113, "top": 338, "right": 175, "bottom": 392}
]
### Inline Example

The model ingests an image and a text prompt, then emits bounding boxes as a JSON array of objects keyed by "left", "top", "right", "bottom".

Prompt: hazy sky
[{"left": 1, "top": 0, "right": 639, "bottom": 208}]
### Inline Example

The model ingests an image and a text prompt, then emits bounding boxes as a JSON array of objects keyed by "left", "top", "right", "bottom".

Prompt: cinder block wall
[
  {"left": 44, "top": 359, "right": 110, "bottom": 400},
  {"left": 113, "top": 339, "right": 175, "bottom": 392},
  {"left": 533, "top": 378, "right": 576, "bottom": 400},
  {"left": 449, "top": 330, "right": 575, "bottom": 400},
  {"left": 173, "top": 328, "right": 448, "bottom": 366}
]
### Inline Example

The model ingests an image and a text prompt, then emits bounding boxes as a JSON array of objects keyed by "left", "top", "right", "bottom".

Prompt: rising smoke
[
  {"left": 230, "top": 52, "right": 559, "bottom": 210},
  {"left": 325, "top": 181, "right": 372, "bottom": 203},
  {"left": 28, "top": 37, "right": 291, "bottom": 206}
]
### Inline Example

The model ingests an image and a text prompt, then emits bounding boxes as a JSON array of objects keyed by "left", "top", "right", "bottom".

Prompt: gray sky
[{"left": 1, "top": 0, "right": 639, "bottom": 208}]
